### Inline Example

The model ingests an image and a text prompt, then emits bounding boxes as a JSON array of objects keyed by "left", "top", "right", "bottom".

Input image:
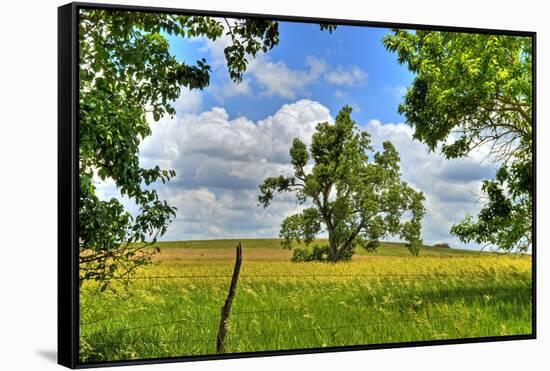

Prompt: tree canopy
[
  {"left": 258, "top": 106, "right": 425, "bottom": 261},
  {"left": 382, "top": 30, "right": 533, "bottom": 252}
]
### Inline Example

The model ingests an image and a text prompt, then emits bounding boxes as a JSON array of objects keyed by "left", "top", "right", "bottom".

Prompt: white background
[{"left": 0, "top": 0, "right": 546, "bottom": 369}]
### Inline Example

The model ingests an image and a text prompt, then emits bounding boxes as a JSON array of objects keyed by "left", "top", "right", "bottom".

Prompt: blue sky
[
  {"left": 167, "top": 22, "right": 412, "bottom": 124},
  {"left": 96, "top": 18, "right": 499, "bottom": 250}
]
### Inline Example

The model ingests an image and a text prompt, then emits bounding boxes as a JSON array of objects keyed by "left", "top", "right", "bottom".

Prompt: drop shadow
[{"left": 36, "top": 349, "right": 57, "bottom": 363}]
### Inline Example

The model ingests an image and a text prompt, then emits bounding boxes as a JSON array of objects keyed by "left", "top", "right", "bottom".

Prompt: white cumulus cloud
[
  {"left": 98, "top": 100, "right": 496, "bottom": 249},
  {"left": 247, "top": 56, "right": 327, "bottom": 99},
  {"left": 135, "top": 100, "right": 332, "bottom": 240},
  {"left": 363, "top": 119, "right": 497, "bottom": 246},
  {"left": 324, "top": 65, "right": 367, "bottom": 86}
]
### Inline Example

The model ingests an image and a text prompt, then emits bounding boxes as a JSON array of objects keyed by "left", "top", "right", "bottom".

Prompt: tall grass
[{"left": 79, "top": 239, "right": 532, "bottom": 362}]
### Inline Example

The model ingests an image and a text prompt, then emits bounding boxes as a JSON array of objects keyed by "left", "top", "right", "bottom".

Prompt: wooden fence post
[{"left": 216, "top": 242, "right": 243, "bottom": 353}]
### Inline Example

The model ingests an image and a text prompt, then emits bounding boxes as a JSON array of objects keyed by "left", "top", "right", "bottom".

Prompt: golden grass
[{"left": 79, "top": 239, "right": 532, "bottom": 363}]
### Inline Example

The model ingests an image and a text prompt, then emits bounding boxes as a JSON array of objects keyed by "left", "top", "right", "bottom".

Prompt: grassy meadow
[{"left": 79, "top": 239, "right": 532, "bottom": 363}]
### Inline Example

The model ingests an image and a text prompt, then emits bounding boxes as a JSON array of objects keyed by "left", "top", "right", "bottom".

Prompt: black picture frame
[{"left": 58, "top": 2, "right": 537, "bottom": 368}]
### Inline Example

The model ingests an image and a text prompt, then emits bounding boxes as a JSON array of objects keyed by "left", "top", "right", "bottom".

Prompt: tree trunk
[
  {"left": 321, "top": 206, "right": 338, "bottom": 262},
  {"left": 328, "top": 235, "right": 338, "bottom": 262}
]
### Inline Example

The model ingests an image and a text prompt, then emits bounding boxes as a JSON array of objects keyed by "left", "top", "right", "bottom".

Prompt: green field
[{"left": 79, "top": 239, "right": 533, "bottom": 362}]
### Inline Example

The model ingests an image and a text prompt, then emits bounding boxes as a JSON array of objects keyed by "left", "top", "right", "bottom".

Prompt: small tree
[{"left": 258, "top": 106, "right": 425, "bottom": 261}]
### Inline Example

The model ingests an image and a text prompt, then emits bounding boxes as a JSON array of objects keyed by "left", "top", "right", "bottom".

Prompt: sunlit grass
[{"left": 79, "top": 239, "right": 532, "bottom": 363}]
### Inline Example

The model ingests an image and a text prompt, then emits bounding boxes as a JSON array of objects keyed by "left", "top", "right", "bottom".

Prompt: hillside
[{"left": 152, "top": 238, "right": 482, "bottom": 259}]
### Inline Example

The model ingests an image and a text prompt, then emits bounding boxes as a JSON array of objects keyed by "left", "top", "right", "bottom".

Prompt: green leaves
[
  {"left": 383, "top": 30, "right": 532, "bottom": 253},
  {"left": 78, "top": 10, "right": 287, "bottom": 285},
  {"left": 289, "top": 138, "right": 309, "bottom": 174},
  {"left": 258, "top": 176, "right": 297, "bottom": 208},
  {"left": 279, "top": 208, "right": 322, "bottom": 249},
  {"left": 383, "top": 30, "right": 532, "bottom": 157},
  {"left": 222, "top": 19, "right": 280, "bottom": 82},
  {"left": 259, "top": 106, "right": 425, "bottom": 261},
  {"left": 78, "top": 10, "right": 338, "bottom": 284}
]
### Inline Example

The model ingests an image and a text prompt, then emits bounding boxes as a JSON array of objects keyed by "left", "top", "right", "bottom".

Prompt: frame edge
[
  {"left": 58, "top": 2, "right": 79, "bottom": 369},
  {"left": 62, "top": 2, "right": 537, "bottom": 368}
]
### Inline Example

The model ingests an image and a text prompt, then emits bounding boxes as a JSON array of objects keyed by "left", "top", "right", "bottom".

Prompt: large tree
[
  {"left": 258, "top": 106, "right": 425, "bottom": 261},
  {"left": 382, "top": 31, "right": 533, "bottom": 252}
]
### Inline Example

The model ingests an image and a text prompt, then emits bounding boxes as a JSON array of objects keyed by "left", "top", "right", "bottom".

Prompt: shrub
[
  {"left": 310, "top": 245, "right": 330, "bottom": 261},
  {"left": 291, "top": 247, "right": 313, "bottom": 262},
  {"left": 291, "top": 244, "right": 342, "bottom": 262}
]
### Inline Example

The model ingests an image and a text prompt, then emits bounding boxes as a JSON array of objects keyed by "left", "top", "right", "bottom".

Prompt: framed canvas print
[{"left": 58, "top": 2, "right": 536, "bottom": 368}]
